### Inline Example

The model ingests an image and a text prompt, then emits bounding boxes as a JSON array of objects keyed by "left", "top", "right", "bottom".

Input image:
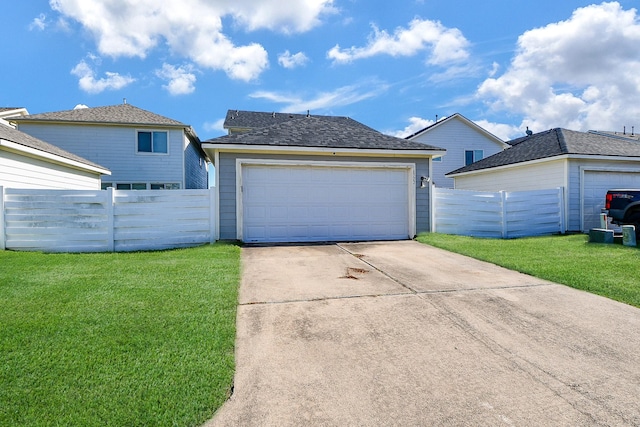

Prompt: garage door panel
[
  {"left": 241, "top": 164, "right": 411, "bottom": 243},
  {"left": 583, "top": 171, "right": 640, "bottom": 231}
]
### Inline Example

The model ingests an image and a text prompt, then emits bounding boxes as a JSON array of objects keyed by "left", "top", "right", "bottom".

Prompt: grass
[
  {"left": 416, "top": 233, "right": 640, "bottom": 308},
  {"left": 0, "top": 243, "right": 240, "bottom": 427}
]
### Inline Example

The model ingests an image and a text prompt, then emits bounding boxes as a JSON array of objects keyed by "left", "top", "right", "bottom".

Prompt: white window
[
  {"left": 465, "top": 150, "right": 483, "bottom": 166},
  {"left": 137, "top": 131, "right": 168, "bottom": 154}
]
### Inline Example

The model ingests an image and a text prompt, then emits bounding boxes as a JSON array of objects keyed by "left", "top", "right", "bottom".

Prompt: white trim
[
  {"left": 448, "top": 155, "right": 571, "bottom": 178},
  {"left": 0, "top": 139, "right": 111, "bottom": 175},
  {"left": 580, "top": 166, "right": 640, "bottom": 232},
  {"left": 449, "top": 153, "right": 640, "bottom": 178},
  {"left": 235, "top": 159, "right": 416, "bottom": 242},
  {"left": 181, "top": 133, "right": 186, "bottom": 189},
  {"left": 214, "top": 151, "right": 220, "bottom": 241},
  {"left": 205, "top": 144, "right": 443, "bottom": 158}
]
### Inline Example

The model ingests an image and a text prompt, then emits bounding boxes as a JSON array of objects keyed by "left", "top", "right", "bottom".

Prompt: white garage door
[
  {"left": 241, "top": 164, "right": 412, "bottom": 243},
  {"left": 583, "top": 170, "right": 640, "bottom": 231}
]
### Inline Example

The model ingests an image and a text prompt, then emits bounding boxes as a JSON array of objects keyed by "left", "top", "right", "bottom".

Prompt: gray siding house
[
  {"left": 0, "top": 124, "right": 109, "bottom": 190},
  {"left": 202, "top": 110, "right": 445, "bottom": 243},
  {"left": 10, "top": 103, "right": 209, "bottom": 190}
]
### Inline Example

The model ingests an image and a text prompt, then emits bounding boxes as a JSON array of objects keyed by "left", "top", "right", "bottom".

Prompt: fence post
[
  {"left": 0, "top": 186, "right": 5, "bottom": 250},
  {"left": 209, "top": 187, "right": 216, "bottom": 244},
  {"left": 500, "top": 191, "right": 508, "bottom": 238},
  {"left": 106, "top": 187, "right": 115, "bottom": 252}
]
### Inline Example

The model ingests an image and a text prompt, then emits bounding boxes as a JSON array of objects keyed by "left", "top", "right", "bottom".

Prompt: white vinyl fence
[
  {"left": 0, "top": 187, "right": 215, "bottom": 252},
  {"left": 433, "top": 187, "right": 565, "bottom": 238}
]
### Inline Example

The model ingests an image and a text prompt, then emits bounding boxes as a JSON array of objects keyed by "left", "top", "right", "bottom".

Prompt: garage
[
  {"left": 583, "top": 170, "right": 640, "bottom": 231},
  {"left": 240, "top": 162, "right": 413, "bottom": 243},
  {"left": 202, "top": 111, "right": 445, "bottom": 242}
]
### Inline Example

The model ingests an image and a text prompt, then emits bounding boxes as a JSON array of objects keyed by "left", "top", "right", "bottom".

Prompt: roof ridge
[
  {"left": 555, "top": 128, "right": 569, "bottom": 153},
  {"left": 11, "top": 103, "right": 187, "bottom": 127}
]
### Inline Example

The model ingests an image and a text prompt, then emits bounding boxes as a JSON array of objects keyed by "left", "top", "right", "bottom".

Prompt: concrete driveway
[{"left": 206, "top": 240, "right": 640, "bottom": 426}]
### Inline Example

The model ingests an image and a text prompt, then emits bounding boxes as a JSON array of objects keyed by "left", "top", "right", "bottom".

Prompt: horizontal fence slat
[
  {"left": 435, "top": 187, "right": 564, "bottom": 239},
  {"left": 2, "top": 188, "right": 215, "bottom": 252}
]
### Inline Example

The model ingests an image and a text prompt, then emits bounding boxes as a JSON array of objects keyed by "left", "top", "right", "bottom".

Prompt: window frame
[
  {"left": 136, "top": 130, "right": 169, "bottom": 155},
  {"left": 464, "top": 149, "right": 484, "bottom": 166}
]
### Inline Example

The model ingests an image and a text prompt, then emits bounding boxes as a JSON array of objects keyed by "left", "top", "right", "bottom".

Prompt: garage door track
[{"left": 206, "top": 240, "right": 640, "bottom": 426}]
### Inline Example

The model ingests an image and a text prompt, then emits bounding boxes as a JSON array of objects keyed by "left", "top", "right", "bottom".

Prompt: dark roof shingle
[
  {"left": 207, "top": 116, "right": 444, "bottom": 151},
  {"left": 10, "top": 104, "right": 186, "bottom": 127},
  {"left": 448, "top": 128, "right": 640, "bottom": 175},
  {"left": 0, "top": 125, "right": 107, "bottom": 170},
  {"left": 223, "top": 109, "right": 377, "bottom": 132}
]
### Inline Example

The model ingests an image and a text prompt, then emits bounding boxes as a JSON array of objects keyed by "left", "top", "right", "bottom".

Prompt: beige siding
[
  {"left": 454, "top": 159, "right": 566, "bottom": 191},
  {"left": 0, "top": 149, "right": 101, "bottom": 189}
]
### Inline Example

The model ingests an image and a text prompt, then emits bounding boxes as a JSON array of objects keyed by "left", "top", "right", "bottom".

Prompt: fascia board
[{"left": 202, "top": 143, "right": 444, "bottom": 158}]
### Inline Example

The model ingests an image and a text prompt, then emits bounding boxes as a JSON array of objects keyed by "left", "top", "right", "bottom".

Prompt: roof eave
[
  {"left": 447, "top": 155, "right": 572, "bottom": 177},
  {"left": 202, "top": 143, "right": 444, "bottom": 158},
  {"left": 10, "top": 118, "right": 187, "bottom": 129}
]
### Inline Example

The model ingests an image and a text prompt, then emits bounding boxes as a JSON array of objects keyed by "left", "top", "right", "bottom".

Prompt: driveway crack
[{"left": 336, "top": 243, "right": 419, "bottom": 294}]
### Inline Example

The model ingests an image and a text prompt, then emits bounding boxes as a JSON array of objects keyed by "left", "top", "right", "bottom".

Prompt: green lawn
[
  {"left": 0, "top": 243, "right": 240, "bottom": 427},
  {"left": 416, "top": 233, "right": 640, "bottom": 308}
]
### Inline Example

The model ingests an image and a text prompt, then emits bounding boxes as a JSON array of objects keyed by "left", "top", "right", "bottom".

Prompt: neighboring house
[
  {"left": 0, "top": 107, "right": 29, "bottom": 128},
  {"left": 447, "top": 128, "right": 640, "bottom": 232},
  {"left": 10, "top": 103, "right": 209, "bottom": 190},
  {"left": 0, "top": 123, "right": 110, "bottom": 190},
  {"left": 405, "top": 113, "right": 507, "bottom": 188},
  {"left": 202, "top": 111, "right": 445, "bottom": 243}
]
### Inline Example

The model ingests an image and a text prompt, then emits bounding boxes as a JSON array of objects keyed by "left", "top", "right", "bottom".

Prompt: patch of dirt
[{"left": 339, "top": 267, "right": 369, "bottom": 280}]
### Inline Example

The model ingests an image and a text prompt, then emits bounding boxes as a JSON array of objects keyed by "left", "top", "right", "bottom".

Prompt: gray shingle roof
[
  {"left": 448, "top": 128, "right": 640, "bottom": 175},
  {"left": 0, "top": 125, "right": 107, "bottom": 170},
  {"left": 223, "top": 109, "right": 377, "bottom": 132},
  {"left": 206, "top": 116, "right": 444, "bottom": 151},
  {"left": 10, "top": 104, "right": 186, "bottom": 127}
]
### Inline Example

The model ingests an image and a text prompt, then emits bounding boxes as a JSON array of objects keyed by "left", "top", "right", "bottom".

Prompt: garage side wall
[{"left": 217, "top": 152, "right": 430, "bottom": 240}]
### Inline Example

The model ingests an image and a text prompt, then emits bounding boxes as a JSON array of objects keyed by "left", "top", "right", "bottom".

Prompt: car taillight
[{"left": 605, "top": 193, "right": 612, "bottom": 210}]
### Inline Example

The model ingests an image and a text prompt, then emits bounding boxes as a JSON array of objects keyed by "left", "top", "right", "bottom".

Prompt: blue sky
[{"left": 3, "top": 1, "right": 640, "bottom": 142}]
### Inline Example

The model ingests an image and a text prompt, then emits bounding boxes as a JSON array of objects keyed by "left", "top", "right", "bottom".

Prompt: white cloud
[
  {"left": 156, "top": 63, "right": 197, "bottom": 95},
  {"left": 49, "top": 0, "right": 334, "bottom": 81},
  {"left": 29, "top": 13, "right": 47, "bottom": 31},
  {"left": 477, "top": 2, "right": 640, "bottom": 132},
  {"left": 388, "top": 117, "right": 435, "bottom": 138},
  {"left": 71, "top": 60, "right": 135, "bottom": 94},
  {"left": 278, "top": 50, "right": 309, "bottom": 69},
  {"left": 474, "top": 120, "right": 521, "bottom": 141},
  {"left": 488, "top": 62, "right": 499, "bottom": 78},
  {"left": 327, "top": 18, "right": 470, "bottom": 66},
  {"left": 203, "top": 118, "right": 226, "bottom": 135},
  {"left": 249, "top": 81, "right": 389, "bottom": 112}
]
